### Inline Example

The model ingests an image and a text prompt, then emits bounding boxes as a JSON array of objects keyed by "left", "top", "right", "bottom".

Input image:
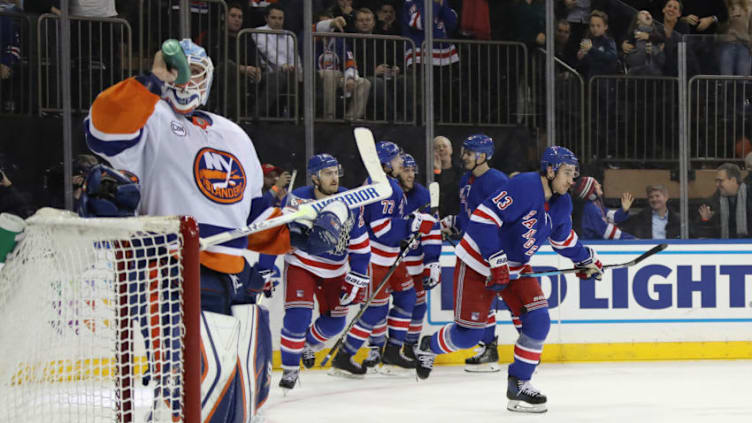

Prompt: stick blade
[
  {"left": 354, "top": 127, "right": 387, "bottom": 183},
  {"left": 428, "top": 182, "right": 440, "bottom": 209}
]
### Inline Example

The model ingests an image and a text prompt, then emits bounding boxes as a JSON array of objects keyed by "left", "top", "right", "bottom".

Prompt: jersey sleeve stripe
[
  {"left": 247, "top": 207, "right": 292, "bottom": 255},
  {"left": 370, "top": 217, "right": 390, "bottom": 232},
  {"left": 549, "top": 229, "right": 578, "bottom": 249},
  {"left": 473, "top": 204, "right": 502, "bottom": 227},
  {"left": 90, "top": 77, "right": 160, "bottom": 137},
  {"left": 199, "top": 251, "right": 245, "bottom": 274},
  {"left": 606, "top": 209, "right": 617, "bottom": 223}
]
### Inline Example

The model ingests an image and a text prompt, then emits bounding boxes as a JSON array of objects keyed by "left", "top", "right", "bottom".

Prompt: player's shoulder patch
[{"left": 193, "top": 147, "right": 247, "bottom": 204}]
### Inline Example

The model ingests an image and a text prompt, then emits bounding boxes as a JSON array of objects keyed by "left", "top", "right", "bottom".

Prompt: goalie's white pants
[{"left": 200, "top": 304, "right": 273, "bottom": 423}]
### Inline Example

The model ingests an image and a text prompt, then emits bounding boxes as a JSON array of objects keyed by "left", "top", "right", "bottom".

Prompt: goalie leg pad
[
  {"left": 233, "top": 304, "right": 273, "bottom": 420},
  {"left": 200, "top": 310, "right": 246, "bottom": 423}
]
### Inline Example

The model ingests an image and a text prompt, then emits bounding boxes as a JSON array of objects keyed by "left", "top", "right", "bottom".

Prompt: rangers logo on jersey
[{"left": 193, "top": 147, "right": 247, "bottom": 204}]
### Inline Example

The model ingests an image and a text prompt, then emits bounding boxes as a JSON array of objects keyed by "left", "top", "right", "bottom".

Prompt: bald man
[{"left": 433, "top": 136, "right": 462, "bottom": 217}]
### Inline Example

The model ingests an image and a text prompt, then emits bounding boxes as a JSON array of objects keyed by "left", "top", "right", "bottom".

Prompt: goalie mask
[{"left": 164, "top": 39, "right": 214, "bottom": 115}]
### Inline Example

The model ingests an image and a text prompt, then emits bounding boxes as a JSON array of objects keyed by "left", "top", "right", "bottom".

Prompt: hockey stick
[
  {"left": 321, "top": 187, "right": 440, "bottom": 366},
  {"left": 199, "top": 128, "right": 392, "bottom": 250},
  {"left": 518, "top": 243, "right": 668, "bottom": 278}
]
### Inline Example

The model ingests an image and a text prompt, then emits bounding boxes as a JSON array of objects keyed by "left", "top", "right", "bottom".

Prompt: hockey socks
[
  {"left": 429, "top": 323, "right": 483, "bottom": 354},
  {"left": 508, "top": 308, "right": 550, "bottom": 381},
  {"left": 480, "top": 312, "right": 497, "bottom": 344},
  {"left": 386, "top": 288, "right": 416, "bottom": 346},
  {"left": 367, "top": 318, "right": 387, "bottom": 348},
  {"left": 280, "top": 308, "right": 312, "bottom": 370},
  {"left": 405, "top": 300, "right": 426, "bottom": 345},
  {"left": 306, "top": 315, "right": 346, "bottom": 348},
  {"left": 343, "top": 304, "right": 388, "bottom": 355}
]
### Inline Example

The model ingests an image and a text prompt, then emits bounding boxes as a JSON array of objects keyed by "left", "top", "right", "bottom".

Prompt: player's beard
[{"left": 317, "top": 182, "right": 339, "bottom": 196}]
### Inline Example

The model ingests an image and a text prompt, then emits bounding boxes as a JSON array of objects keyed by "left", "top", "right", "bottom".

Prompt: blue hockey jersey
[
  {"left": 402, "top": 0, "right": 459, "bottom": 66},
  {"left": 456, "top": 172, "right": 590, "bottom": 277},
  {"left": 579, "top": 200, "right": 635, "bottom": 240},
  {"left": 282, "top": 186, "right": 370, "bottom": 278},
  {"left": 403, "top": 183, "right": 442, "bottom": 276},
  {"left": 364, "top": 176, "right": 411, "bottom": 266},
  {"left": 456, "top": 168, "right": 509, "bottom": 234}
]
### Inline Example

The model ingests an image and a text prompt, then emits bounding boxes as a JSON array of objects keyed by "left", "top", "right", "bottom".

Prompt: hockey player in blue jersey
[
  {"left": 572, "top": 176, "right": 636, "bottom": 240},
  {"left": 278, "top": 154, "right": 371, "bottom": 390},
  {"left": 440, "top": 134, "right": 509, "bottom": 372},
  {"left": 414, "top": 146, "right": 604, "bottom": 413},
  {"left": 332, "top": 142, "right": 437, "bottom": 376},
  {"left": 361, "top": 154, "right": 442, "bottom": 369}
]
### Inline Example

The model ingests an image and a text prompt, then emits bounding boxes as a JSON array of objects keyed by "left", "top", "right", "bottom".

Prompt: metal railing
[
  {"left": 233, "top": 28, "right": 299, "bottom": 123},
  {"left": 0, "top": 10, "right": 34, "bottom": 116},
  {"left": 312, "top": 32, "right": 417, "bottom": 125},
  {"left": 37, "top": 13, "right": 132, "bottom": 115},
  {"left": 530, "top": 48, "right": 586, "bottom": 155},
  {"left": 689, "top": 75, "right": 752, "bottom": 162},
  {"left": 587, "top": 75, "right": 680, "bottom": 163},
  {"left": 422, "top": 39, "right": 528, "bottom": 126}
]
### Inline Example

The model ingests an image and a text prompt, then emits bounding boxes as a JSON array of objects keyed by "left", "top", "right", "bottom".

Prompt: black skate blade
[{"left": 507, "top": 400, "right": 547, "bottom": 413}]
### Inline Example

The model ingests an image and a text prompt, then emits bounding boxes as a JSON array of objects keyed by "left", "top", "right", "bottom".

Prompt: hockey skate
[
  {"left": 506, "top": 375, "right": 547, "bottom": 413},
  {"left": 361, "top": 345, "right": 382, "bottom": 369},
  {"left": 301, "top": 343, "right": 319, "bottom": 369},
  {"left": 464, "top": 338, "right": 501, "bottom": 373},
  {"left": 378, "top": 341, "right": 416, "bottom": 376},
  {"left": 403, "top": 342, "right": 417, "bottom": 361},
  {"left": 414, "top": 335, "right": 436, "bottom": 380},
  {"left": 279, "top": 369, "right": 299, "bottom": 393},
  {"left": 329, "top": 349, "right": 366, "bottom": 379}
]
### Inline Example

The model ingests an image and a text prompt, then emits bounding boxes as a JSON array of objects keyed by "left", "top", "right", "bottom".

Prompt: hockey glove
[
  {"left": 261, "top": 269, "right": 278, "bottom": 298},
  {"left": 410, "top": 212, "right": 437, "bottom": 236},
  {"left": 574, "top": 247, "right": 604, "bottom": 281},
  {"left": 422, "top": 262, "right": 441, "bottom": 290},
  {"left": 485, "top": 251, "right": 510, "bottom": 292},
  {"left": 340, "top": 271, "right": 370, "bottom": 305},
  {"left": 440, "top": 215, "right": 459, "bottom": 238}
]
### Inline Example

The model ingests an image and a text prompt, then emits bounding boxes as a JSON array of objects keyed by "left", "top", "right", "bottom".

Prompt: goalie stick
[
  {"left": 321, "top": 183, "right": 440, "bottom": 366},
  {"left": 518, "top": 243, "right": 668, "bottom": 278},
  {"left": 199, "top": 128, "right": 391, "bottom": 250}
]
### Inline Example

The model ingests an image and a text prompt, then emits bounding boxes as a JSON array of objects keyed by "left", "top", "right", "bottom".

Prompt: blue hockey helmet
[
  {"left": 401, "top": 153, "right": 418, "bottom": 173},
  {"left": 307, "top": 153, "right": 342, "bottom": 177},
  {"left": 462, "top": 134, "right": 494, "bottom": 161},
  {"left": 540, "top": 145, "right": 579, "bottom": 176},
  {"left": 376, "top": 141, "right": 403, "bottom": 173},
  {"left": 164, "top": 39, "right": 214, "bottom": 114}
]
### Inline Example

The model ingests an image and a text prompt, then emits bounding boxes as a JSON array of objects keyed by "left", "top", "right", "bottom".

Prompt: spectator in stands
[
  {"left": 253, "top": 5, "right": 300, "bottom": 78},
  {"left": 718, "top": 0, "right": 752, "bottom": 76},
  {"left": 375, "top": 1, "right": 400, "bottom": 36},
  {"left": 654, "top": 0, "right": 699, "bottom": 77},
  {"left": 402, "top": 0, "right": 459, "bottom": 121},
  {"left": 21, "top": 0, "right": 60, "bottom": 15},
  {"left": 351, "top": 7, "right": 403, "bottom": 120},
  {"left": 433, "top": 135, "right": 462, "bottom": 217},
  {"left": 681, "top": 0, "right": 728, "bottom": 74},
  {"left": 745, "top": 152, "right": 752, "bottom": 186},
  {"left": 313, "top": 11, "right": 371, "bottom": 120},
  {"left": 696, "top": 163, "right": 751, "bottom": 238},
  {"left": 261, "top": 163, "right": 291, "bottom": 207},
  {"left": 577, "top": 10, "right": 619, "bottom": 79},
  {"left": 0, "top": 158, "right": 33, "bottom": 218},
  {"left": 328, "top": 0, "right": 358, "bottom": 33},
  {"left": 622, "top": 184, "right": 680, "bottom": 239},
  {"left": 215, "top": 3, "right": 289, "bottom": 119},
  {"left": 0, "top": 1, "right": 21, "bottom": 90},
  {"left": 622, "top": 10, "right": 665, "bottom": 75},
  {"left": 555, "top": 19, "right": 578, "bottom": 67},
  {"left": 560, "top": 0, "right": 608, "bottom": 61},
  {"left": 509, "top": 0, "right": 546, "bottom": 51},
  {"left": 572, "top": 175, "right": 636, "bottom": 240}
]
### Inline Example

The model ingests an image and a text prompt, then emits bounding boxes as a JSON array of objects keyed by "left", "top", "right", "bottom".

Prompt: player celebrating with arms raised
[
  {"left": 278, "top": 154, "right": 371, "bottom": 390},
  {"left": 415, "top": 146, "right": 603, "bottom": 413}
]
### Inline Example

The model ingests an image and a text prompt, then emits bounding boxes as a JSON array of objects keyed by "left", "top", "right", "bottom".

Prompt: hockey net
[{"left": 0, "top": 208, "right": 200, "bottom": 423}]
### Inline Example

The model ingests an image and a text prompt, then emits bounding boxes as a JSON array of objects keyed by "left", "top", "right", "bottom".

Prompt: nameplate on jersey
[{"left": 194, "top": 147, "right": 247, "bottom": 204}]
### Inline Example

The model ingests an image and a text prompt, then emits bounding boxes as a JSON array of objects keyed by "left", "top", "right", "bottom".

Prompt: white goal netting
[{"left": 0, "top": 208, "right": 199, "bottom": 423}]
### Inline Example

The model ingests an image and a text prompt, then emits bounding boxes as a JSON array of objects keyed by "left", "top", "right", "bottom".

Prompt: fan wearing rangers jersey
[
  {"left": 331, "top": 142, "right": 437, "bottom": 376},
  {"left": 415, "top": 146, "right": 604, "bottom": 414},
  {"left": 440, "top": 134, "right": 509, "bottom": 372},
  {"left": 572, "top": 176, "right": 636, "bottom": 240},
  {"left": 278, "top": 154, "right": 371, "bottom": 390},
  {"left": 361, "top": 153, "right": 442, "bottom": 370},
  {"left": 82, "top": 39, "right": 347, "bottom": 423}
]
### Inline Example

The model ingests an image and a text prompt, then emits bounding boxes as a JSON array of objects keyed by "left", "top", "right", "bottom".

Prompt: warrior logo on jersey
[{"left": 193, "top": 148, "right": 246, "bottom": 204}]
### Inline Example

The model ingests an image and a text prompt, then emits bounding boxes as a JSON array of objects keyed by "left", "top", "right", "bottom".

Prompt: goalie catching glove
[
  {"left": 340, "top": 271, "right": 369, "bottom": 305},
  {"left": 290, "top": 200, "right": 350, "bottom": 256},
  {"left": 574, "top": 247, "right": 603, "bottom": 280},
  {"left": 422, "top": 262, "right": 441, "bottom": 290},
  {"left": 78, "top": 164, "right": 140, "bottom": 217},
  {"left": 486, "top": 251, "right": 510, "bottom": 292}
]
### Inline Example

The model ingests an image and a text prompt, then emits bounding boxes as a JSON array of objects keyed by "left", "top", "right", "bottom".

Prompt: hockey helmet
[
  {"left": 307, "top": 153, "right": 343, "bottom": 177},
  {"left": 540, "top": 145, "right": 579, "bottom": 176},
  {"left": 164, "top": 39, "right": 214, "bottom": 115},
  {"left": 401, "top": 153, "right": 418, "bottom": 173},
  {"left": 462, "top": 134, "right": 494, "bottom": 161},
  {"left": 376, "top": 141, "right": 403, "bottom": 172}
]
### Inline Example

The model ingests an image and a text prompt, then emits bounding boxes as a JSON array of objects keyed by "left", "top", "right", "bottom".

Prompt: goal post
[{"left": 0, "top": 208, "right": 201, "bottom": 423}]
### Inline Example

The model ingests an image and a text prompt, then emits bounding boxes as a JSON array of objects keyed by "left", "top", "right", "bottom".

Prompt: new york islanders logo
[{"left": 194, "top": 148, "right": 246, "bottom": 204}]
